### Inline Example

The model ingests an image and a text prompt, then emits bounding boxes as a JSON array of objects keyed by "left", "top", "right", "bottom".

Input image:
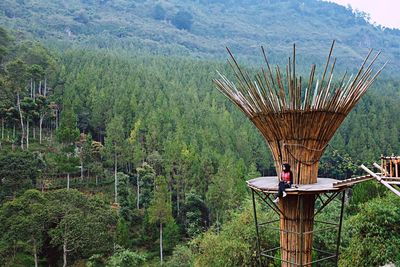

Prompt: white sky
[{"left": 323, "top": 0, "right": 400, "bottom": 29}]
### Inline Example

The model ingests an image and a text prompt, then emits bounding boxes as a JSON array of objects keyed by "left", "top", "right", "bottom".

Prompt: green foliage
[
  {"left": 206, "top": 153, "right": 247, "bottom": 224},
  {"left": 172, "top": 10, "right": 193, "bottom": 31},
  {"left": 104, "top": 115, "right": 125, "bottom": 159},
  {"left": 192, "top": 199, "right": 279, "bottom": 267},
  {"left": 46, "top": 189, "right": 117, "bottom": 258},
  {"left": 0, "top": 189, "right": 117, "bottom": 266},
  {"left": 0, "top": 10, "right": 400, "bottom": 265},
  {"left": 350, "top": 181, "right": 387, "bottom": 207},
  {"left": 0, "top": 189, "right": 46, "bottom": 266},
  {"left": 165, "top": 245, "right": 194, "bottom": 267},
  {"left": 136, "top": 162, "right": 156, "bottom": 209},
  {"left": 148, "top": 175, "right": 173, "bottom": 226},
  {"left": 340, "top": 193, "right": 400, "bottom": 266},
  {"left": 116, "top": 217, "right": 130, "bottom": 248},
  {"left": 0, "top": 27, "right": 11, "bottom": 63},
  {"left": 105, "top": 246, "right": 146, "bottom": 267},
  {"left": 182, "top": 191, "right": 208, "bottom": 237},
  {"left": 56, "top": 108, "right": 80, "bottom": 146},
  {"left": 0, "top": 150, "right": 40, "bottom": 201}
]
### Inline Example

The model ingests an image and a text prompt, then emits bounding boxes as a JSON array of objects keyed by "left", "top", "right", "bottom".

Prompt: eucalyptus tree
[
  {"left": 148, "top": 175, "right": 173, "bottom": 265},
  {"left": 56, "top": 108, "right": 80, "bottom": 189},
  {"left": 105, "top": 115, "right": 125, "bottom": 204},
  {"left": 5, "top": 59, "right": 28, "bottom": 148}
]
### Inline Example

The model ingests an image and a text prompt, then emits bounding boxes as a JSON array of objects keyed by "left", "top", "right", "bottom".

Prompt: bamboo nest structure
[
  {"left": 214, "top": 41, "right": 385, "bottom": 184},
  {"left": 214, "top": 41, "right": 385, "bottom": 266}
]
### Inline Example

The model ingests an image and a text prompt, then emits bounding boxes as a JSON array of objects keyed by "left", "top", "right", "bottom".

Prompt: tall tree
[
  {"left": 148, "top": 175, "right": 173, "bottom": 265},
  {"left": 46, "top": 189, "right": 116, "bottom": 267},
  {"left": 105, "top": 115, "right": 125, "bottom": 204},
  {"left": 136, "top": 162, "right": 156, "bottom": 209},
  {"left": 5, "top": 59, "right": 28, "bottom": 149},
  {"left": 56, "top": 108, "right": 80, "bottom": 189},
  {"left": 0, "top": 189, "right": 47, "bottom": 267}
]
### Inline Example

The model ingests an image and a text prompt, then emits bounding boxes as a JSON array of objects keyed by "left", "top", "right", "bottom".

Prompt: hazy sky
[{"left": 324, "top": 0, "right": 400, "bottom": 29}]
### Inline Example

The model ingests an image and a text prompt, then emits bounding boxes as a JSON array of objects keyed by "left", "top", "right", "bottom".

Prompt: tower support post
[
  {"left": 335, "top": 190, "right": 346, "bottom": 265},
  {"left": 252, "top": 189, "right": 262, "bottom": 267}
]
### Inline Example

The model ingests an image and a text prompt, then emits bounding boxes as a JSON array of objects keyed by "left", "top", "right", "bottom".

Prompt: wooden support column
[
  {"left": 279, "top": 194, "right": 315, "bottom": 266},
  {"left": 390, "top": 159, "right": 393, "bottom": 177}
]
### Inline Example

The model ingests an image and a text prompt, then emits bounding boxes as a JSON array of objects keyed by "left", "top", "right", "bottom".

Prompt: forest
[
  {"left": 0, "top": 15, "right": 400, "bottom": 267},
  {"left": 1, "top": 0, "right": 400, "bottom": 74}
]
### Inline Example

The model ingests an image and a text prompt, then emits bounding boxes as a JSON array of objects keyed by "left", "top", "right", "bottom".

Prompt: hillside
[
  {"left": 1, "top": 1, "right": 400, "bottom": 265},
  {"left": 1, "top": 0, "right": 399, "bottom": 73}
]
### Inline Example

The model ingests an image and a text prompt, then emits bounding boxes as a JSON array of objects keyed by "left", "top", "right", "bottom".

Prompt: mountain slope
[{"left": 1, "top": 0, "right": 399, "bottom": 73}]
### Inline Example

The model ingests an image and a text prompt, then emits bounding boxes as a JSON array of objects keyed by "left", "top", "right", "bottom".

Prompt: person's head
[{"left": 282, "top": 163, "right": 291, "bottom": 172}]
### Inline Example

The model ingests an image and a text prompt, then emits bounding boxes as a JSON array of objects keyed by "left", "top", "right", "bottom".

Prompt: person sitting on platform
[{"left": 273, "top": 163, "right": 293, "bottom": 203}]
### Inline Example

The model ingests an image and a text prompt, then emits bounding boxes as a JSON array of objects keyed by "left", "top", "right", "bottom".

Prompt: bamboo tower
[{"left": 214, "top": 41, "right": 385, "bottom": 266}]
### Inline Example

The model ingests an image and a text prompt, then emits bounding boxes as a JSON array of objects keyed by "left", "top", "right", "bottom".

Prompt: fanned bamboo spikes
[
  {"left": 214, "top": 41, "right": 386, "bottom": 184},
  {"left": 215, "top": 41, "right": 385, "bottom": 117}
]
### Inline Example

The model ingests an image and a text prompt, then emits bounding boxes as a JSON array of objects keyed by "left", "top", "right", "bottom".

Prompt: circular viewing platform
[{"left": 247, "top": 177, "right": 343, "bottom": 194}]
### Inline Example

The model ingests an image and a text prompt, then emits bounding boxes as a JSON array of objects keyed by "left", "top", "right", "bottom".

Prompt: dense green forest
[
  {"left": 0, "top": 0, "right": 400, "bottom": 265},
  {"left": 1, "top": 0, "right": 400, "bottom": 73},
  {"left": 0, "top": 24, "right": 399, "bottom": 266}
]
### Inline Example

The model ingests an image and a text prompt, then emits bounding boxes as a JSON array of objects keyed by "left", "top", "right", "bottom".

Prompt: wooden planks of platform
[
  {"left": 247, "top": 177, "right": 342, "bottom": 194},
  {"left": 247, "top": 174, "right": 382, "bottom": 194}
]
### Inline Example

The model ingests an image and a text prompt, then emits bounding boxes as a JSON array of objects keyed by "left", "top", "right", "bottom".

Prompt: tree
[
  {"left": 46, "top": 189, "right": 117, "bottom": 267},
  {"left": 192, "top": 199, "right": 278, "bottom": 267},
  {"left": 56, "top": 108, "right": 80, "bottom": 189},
  {"left": 136, "top": 162, "right": 156, "bottom": 209},
  {"left": 148, "top": 175, "right": 173, "bottom": 265},
  {"left": 171, "top": 10, "right": 193, "bottom": 30},
  {"left": 340, "top": 193, "right": 400, "bottom": 266},
  {"left": 105, "top": 246, "right": 145, "bottom": 267},
  {"left": 105, "top": 115, "right": 125, "bottom": 204},
  {"left": 206, "top": 154, "right": 246, "bottom": 227},
  {"left": 0, "top": 189, "right": 47, "bottom": 267},
  {"left": 20, "top": 96, "right": 38, "bottom": 149},
  {"left": 152, "top": 4, "right": 166, "bottom": 20},
  {"left": 181, "top": 190, "right": 209, "bottom": 237},
  {"left": 165, "top": 245, "right": 194, "bottom": 267},
  {"left": 0, "top": 149, "right": 40, "bottom": 201},
  {"left": 6, "top": 59, "right": 28, "bottom": 149},
  {"left": 0, "top": 27, "right": 11, "bottom": 64}
]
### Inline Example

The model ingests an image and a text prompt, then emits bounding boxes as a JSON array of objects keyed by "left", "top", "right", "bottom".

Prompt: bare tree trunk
[
  {"left": 137, "top": 173, "right": 140, "bottom": 209},
  {"left": 95, "top": 175, "right": 98, "bottom": 186},
  {"left": 67, "top": 173, "right": 70, "bottom": 190},
  {"left": 39, "top": 116, "right": 43, "bottom": 144},
  {"left": 114, "top": 154, "right": 118, "bottom": 203},
  {"left": 80, "top": 154, "right": 84, "bottom": 181},
  {"left": 33, "top": 237, "right": 38, "bottom": 267},
  {"left": 33, "top": 81, "right": 35, "bottom": 100},
  {"left": 63, "top": 240, "right": 67, "bottom": 267},
  {"left": 1, "top": 118, "right": 4, "bottom": 140},
  {"left": 44, "top": 77, "right": 47, "bottom": 96},
  {"left": 30, "top": 79, "right": 33, "bottom": 98},
  {"left": 38, "top": 80, "right": 41, "bottom": 97},
  {"left": 17, "top": 92, "right": 25, "bottom": 149},
  {"left": 177, "top": 189, "right": 180, "bottom": 217},
  {"left": 55, "top": 109, "right": 59, "bottom": 130},
  {"left": 160, "top": 222, "right": 163, "bottom": 265},
  {"left": 26, "top": 118, "right": 29, "bottom": 149}
]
